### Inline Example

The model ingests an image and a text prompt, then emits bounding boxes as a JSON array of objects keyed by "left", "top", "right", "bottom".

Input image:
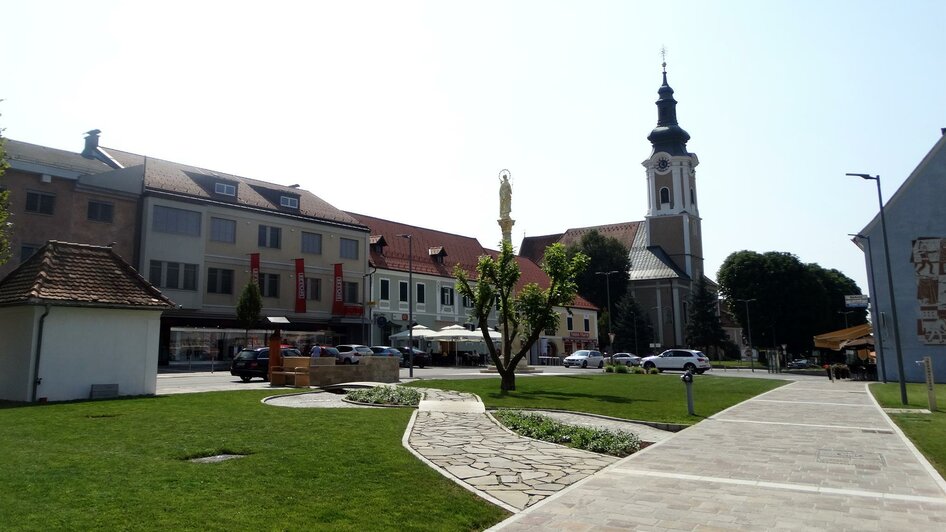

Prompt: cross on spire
[{"left": 660, "top": 46, "right": 667, "bottom": 72}]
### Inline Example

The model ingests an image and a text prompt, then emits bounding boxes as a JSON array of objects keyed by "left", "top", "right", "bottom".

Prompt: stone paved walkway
[{"left": 491, "top": 379, "right": 946, "bottom": 531}]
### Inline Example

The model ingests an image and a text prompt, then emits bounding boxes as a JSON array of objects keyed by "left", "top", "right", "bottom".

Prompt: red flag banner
[
  {"left": 249, "top": 253, "right": 260, "bottom": 286},
  {"left": 295, "top": 258, "right": 306, "bottom": 314},
  {"left": 332, "top": 263, "right": 344, "bottom": 315}
]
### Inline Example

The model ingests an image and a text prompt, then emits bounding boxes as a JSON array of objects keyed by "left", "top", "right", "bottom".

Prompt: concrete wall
[
  {"left": 0, "top": 306, "right": 40, "bottom": 402},
  {"left": 278, "top": 356, "right": 399, "bottom": 387},
  {"left": 33, "top": 306, "right": 162, "bottom": 402}
]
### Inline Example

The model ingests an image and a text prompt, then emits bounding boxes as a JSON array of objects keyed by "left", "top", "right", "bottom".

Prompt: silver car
[
  {"left": 563, "top": 350, "right": 604, "bottom": 369},
  {"left": 610, "top": 353, "right": 641, "bottom": 366},
  {"left": 640, "top": 349, "right": 711, "bottom": 374}
]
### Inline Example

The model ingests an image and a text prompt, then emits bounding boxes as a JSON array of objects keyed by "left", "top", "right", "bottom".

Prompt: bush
[
  {"left": 345, "top": 385, "right": 422, "bottom": 406},
  {"left": 630, "top": 366, "right": 646, "bottom": 374},
  {"left": 492, "top": 409, "right": 641, "bottom": 457},
  {"left": 615, "top": 364, "right": 629, "bottom": 374},
  {"left": 604, "top": 364, "right": 615, "bottom": 373},
  {"left": 647, "top": 367, "right": 660, "bottom": 375}
]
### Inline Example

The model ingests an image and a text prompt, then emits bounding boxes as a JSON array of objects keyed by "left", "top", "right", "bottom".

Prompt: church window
[
  {"left": 659, "top": 187, "right": 671, "bottom": 205},
  {"left": 690, "top": 187, "right": 696, "bottom": 205}
]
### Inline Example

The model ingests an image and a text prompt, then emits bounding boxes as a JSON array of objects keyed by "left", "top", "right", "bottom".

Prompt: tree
[
  {"left": 685, "top": 276, "right": 727, "bottom": 358},
  {"left": 0, "top": 114, "right": 11, "bottom": 267},
  {"left": 567, "top": 230, "right": 630, "bottom": 311},
  {"left": 455, "top": 240, "right": 588, "bottom": 392},
  {"left": 717, "top": 250, "right": 864, "bottom": 354},
  {"left": 610, "top": 289, "right": 653, "bottom": 356},
  {"left": 236, "top": 281, "right": 262, "bottom": 345}
]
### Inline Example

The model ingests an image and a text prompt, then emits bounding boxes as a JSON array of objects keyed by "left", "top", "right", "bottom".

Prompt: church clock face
[{"left": 655, "top": 155, "right": 671, "bottom": 173}]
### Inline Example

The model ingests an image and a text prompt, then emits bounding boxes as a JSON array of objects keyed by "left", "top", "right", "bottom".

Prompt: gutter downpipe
[{"left": 32, "top": 304, "right": 51, "bottom": 402}]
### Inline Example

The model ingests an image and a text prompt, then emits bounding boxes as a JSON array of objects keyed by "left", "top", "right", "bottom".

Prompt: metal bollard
[{"left": 681, "top": 370, "right": 695, "bottom": 415}]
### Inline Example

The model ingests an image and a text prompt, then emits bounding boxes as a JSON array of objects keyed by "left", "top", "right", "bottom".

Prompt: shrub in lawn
[
  {"left": 647, "top": 367, "right": 660, "bottom": 375},
  {"left": 630, "top": 366, "right": 646, "bottom": 374},
  {"left": 492, "top": 409, "right": 641, "bottom": 457},
  {"left": 615, "top": 364, "right": 629, "bottom": 374},
  {"left": 604, "top": 364, "right": 615, "bottom": 373},
  {"left": 346, "top": 385, "right": 422, "bottom": 406}
]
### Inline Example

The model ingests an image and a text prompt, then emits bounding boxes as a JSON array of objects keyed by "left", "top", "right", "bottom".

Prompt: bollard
[
  {"left": 681, "top": 370, "right": 695, "bottom": 415},
  {"left": 923, "top": 357, "right": 937, "bottom": 411}
]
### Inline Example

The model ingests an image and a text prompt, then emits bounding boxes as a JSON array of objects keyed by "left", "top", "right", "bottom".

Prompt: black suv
[
  {"left": 398, "top": 347, "right": 429, "bottom": 368},
  {"left": 230, "top": 346, "right": 302, "bottom": 382}
]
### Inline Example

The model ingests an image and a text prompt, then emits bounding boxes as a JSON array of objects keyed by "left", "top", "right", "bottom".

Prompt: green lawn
[
  {"left": 870, "top": 382, "right": 946, "bottom": 478},
  {"left": 0, "top": 390, "right": 507, "bottom": 531},
  {"left": 409, "top": 373, "right": 785, "bottom": 425}
]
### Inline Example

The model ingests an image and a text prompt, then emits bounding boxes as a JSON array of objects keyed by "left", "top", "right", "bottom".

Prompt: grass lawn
[
  {"left": 0, "top": 390, "right": 508, "bottom": 531},
  {"left": 870, "top": 382, "right": 946, "bottom": 478},
  {"left": 409, "top": 373, "right": 785, "bottom": 425}
]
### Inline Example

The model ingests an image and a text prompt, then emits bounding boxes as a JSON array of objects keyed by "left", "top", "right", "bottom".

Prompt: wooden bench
[{"left": 271, "top": 357, "right": 314, "bottom": 387}]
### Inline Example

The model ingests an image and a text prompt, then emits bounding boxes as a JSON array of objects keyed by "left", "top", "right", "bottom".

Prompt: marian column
[{"left": 498, "top": 169, "right": 515, "bottom": 245}]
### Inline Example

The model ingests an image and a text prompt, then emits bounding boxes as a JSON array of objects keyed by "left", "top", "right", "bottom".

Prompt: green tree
[
  {"left": 610, "top": 289, "right": 653, "bottom": 356},
  {"left": 718, "top": 250, "right": 864, "bottom": 354},
  {"left": 685, "top": 276, "right": 727, "bottom": 358},
  {"left": 455, "top": 240, "right": 588, "bottom": 392},
  {"left": 0, "top": 114, "right": 11, "bottom": 267},
  {"left": 566, "top": 230, "right": 630, "bottom": 351},
  {"left": 236, "top": 281, "right": 262, "bottom": 345}
]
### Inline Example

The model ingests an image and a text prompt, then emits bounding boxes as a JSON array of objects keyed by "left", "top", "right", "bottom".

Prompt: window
[
  {"left": 566, "top": 316, "right": 574, "bottom": 330},
  {"left": 260, "top": 273, "right": 280, "bottom": 298},
  {"left": 399, "top": 281, "right": 408, "bottom": 302},
  {"left": 380, "top": 279, "right": 390, "bottom": 301},
  {"left": 210, "top": 217, "right": 236, "bottom": 243},
  {"left": 207, "top": 268, "right": 234, "bottom": 294},
  {"left": 340, "top": 238, "right": 359, "bottom": 259},
  {"left": 20, "top": 243, "right": 40, "bottom": 263},
  {"left": 343, "top": 281, "right": 359, "bottom": 304},
  {"left": 25, "top": 191, "right": 55, "bottom": 215},
  {"left": 149, "top": 260, "right": 198, "bottom": 290},
  {"left": 462, "top": 295, "right": 473, "bottom": 308},
  {"left": 306, "top": 278, "right": 321, "bottom": 300},
  {"left": 214, "top": 182, "right": 236, "bottom": 196},
  {"left": 441, "top": 286, "right": 455, "bottom": 306},
  {"left": 280, "top": 196, "right": 299, "bottom": 209},
  {"left": 87, "top": 200, "right": 113, "bottom": 222},
  {"left": 258, "top": 225, "right": 281, "bottom": 248},
  {"left": 416, "top": 284, "right": 426, "bottom": 304},
  {"left": 301, "top": 232, "right": 322, "bottom": 254},
  {"left": 690, "top": 187, "right": 696, "bottom": 205},
  {"left": 153, "top": 205, "right": 201, "bottom": 236},
  {"left": 584, "top": 316, "right": 591, "bottom": 332},
  {"left": 659, "top": 187, "right": 671, "bottom": 204}
]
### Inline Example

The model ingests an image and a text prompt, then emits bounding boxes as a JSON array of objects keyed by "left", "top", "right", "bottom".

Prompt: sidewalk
[{"left": 490, "top": 379, "right": 946, "bottom": 531}]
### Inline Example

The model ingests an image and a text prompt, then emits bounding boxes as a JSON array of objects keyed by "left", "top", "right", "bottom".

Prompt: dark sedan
[
  {"left": 230, "top": 346, "right": 302, "bottom": 382},
  {"left": 398, "top": 347, "right": 429, "bottom": 368}
]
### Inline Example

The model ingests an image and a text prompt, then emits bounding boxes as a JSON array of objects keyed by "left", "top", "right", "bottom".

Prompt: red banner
[
  {"left": 249, "top": 253, "right": 260, "bottom": 286},
  {"left": 295, "top": 258, "right": 306, "bottom": 313},
  {"left": 332, "top": 263, "right": 344, "bottom": 315}
]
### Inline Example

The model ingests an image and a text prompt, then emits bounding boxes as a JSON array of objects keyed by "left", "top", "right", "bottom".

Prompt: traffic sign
[{"left": 845, "top": 295, "right": 869, "bottom": 308}]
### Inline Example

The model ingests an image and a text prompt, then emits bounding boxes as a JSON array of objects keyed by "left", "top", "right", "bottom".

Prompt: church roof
[
  {"left": 627, "top": 227, "right": 689, "bottom": 281},
  {"left": 0, "top": 241, "right": 176, "bottom": 309}
]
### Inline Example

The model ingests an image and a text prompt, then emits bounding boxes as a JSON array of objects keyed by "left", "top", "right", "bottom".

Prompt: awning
[{"left": 813, "top": 323, "right": 872, "bottom": 350}]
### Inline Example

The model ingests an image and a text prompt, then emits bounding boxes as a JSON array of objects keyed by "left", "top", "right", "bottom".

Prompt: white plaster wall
[
  {"left": 34, "top": 307, "right": 163, "bottom": 402},
  {"left": 0, "top": 306, "right": 40, "bottom": 402}
]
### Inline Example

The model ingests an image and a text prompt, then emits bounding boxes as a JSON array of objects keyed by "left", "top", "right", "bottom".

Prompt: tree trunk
[{"left": 500, "top": 369, "right": 517, "bottom": 391}]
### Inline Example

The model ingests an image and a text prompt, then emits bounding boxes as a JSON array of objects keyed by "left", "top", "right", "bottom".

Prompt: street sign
[{"left": 845, "top": 295, "right": 869, "bottom": 308}]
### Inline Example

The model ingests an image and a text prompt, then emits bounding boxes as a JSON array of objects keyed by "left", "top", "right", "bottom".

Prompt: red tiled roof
[
  {"left": 519, "top": 222, "right": 642, "bottom": 264},
  {"left": 482, "top": 248, "right": 597, "bottom": 311},
  {"left": 0, "top": 241, "right": 176, "bottom": 309}
]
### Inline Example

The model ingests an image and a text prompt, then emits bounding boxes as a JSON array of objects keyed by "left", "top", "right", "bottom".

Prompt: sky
[{"left": 3, "top": 0, "right": 945, "bottom": 296}]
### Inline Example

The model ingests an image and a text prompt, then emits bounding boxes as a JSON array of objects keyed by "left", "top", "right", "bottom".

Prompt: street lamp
[
  {"left": 850, "top": 233, "right": 886, "bottom": 383},
  {"left": 837, "top": 310, "right": 855, "bottom": 328},
  {"left": 397, "top": 233, "right": 414, "bottom": 378},
  {"left": 847, "top": 173, "right": 907, "bottom": 404},
  {"left": 595, "top": 270, "right": 619, "bottom": 353},
  {"left": 734, "top": 298, "right": 756, "bottom": 372}
]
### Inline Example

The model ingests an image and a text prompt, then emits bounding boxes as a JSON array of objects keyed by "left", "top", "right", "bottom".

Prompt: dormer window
[
  {"left": 429, "top": 246, "right": 447, "bottom": 264},
  {"left": 280, "top": 196, "right": 299, "bottom": 209},
  {"left": 215, "top": 182, "right": 236, "bottom": 196}
]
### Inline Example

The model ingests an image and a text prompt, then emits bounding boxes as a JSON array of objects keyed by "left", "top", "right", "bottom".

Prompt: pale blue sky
[{"left": 3, "top": 1, "right": 945, "bottom": 295}]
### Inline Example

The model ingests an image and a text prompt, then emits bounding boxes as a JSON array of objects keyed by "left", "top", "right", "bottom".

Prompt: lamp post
[
  {"left": 850, "top": 233, "right": 886, "bottom": 383},
  {"left": 837, "top": 310, "right": 855, "bottom": 329},
  {"left": 595, "top": 270, "right": 619, "bottom": 354},
  {"left": 847, "top": 173, "right": 907, "bottom": 404},
  {"left": 735, "top": 298, "right": 756, "bottom": 372},
  {"left": 397, "top": 233, "right": 414, "bottom": 378}
]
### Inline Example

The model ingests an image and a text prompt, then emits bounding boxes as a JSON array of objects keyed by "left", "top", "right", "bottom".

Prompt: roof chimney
[{"left": 81, "top": 129, "right": 102, "bottom": 159}]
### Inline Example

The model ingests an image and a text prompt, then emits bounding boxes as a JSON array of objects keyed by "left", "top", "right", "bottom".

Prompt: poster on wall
[{"left": 912, "top": 237, "right": 946, "bottom": 344}]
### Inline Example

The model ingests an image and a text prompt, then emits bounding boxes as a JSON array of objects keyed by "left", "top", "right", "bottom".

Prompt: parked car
[
  {"left": 230, "top": 346, "right": 302, "bottom": 382},
  {"left": 610, "top": 353, "right": 641, "bottom": 366},
  {"left": 398, "top": 347, "right": 429, "bottom": 368},
  {"left": 787, "top": 359, "right": 814, "bottom": 369},
  {"left": 369, "top": 346, "right": 402, "bottom": 357},
  {"left": 309, "top": 345, "right": 341, "bottom": 359},
  {"left": 563, "top": 350, "right": 605, "bottom": 369},
  {"left": 640, "top": 349, "right": 711, "bottom": 373},
  {"left": 335, "top": 344, "right": 371, "bottom": 364}
]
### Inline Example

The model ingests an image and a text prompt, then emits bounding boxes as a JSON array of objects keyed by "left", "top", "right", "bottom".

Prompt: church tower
[{"left": 642, "top": 62, "right": 704, "bottom": 281}]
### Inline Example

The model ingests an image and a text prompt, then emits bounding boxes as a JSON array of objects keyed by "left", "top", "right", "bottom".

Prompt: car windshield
[
  {"left": 235, "top": 349, "right": 265, "bottom": 360},
  {"left": 571, "top": 351, "right": 590, "bottom": 357}
]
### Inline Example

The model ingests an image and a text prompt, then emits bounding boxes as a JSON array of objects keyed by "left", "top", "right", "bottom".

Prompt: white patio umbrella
[
  {"left": 428, "top": 325, "right": 501, "bottom": 366},
  {"left": 388, "top": 324, "right": 435, "bottom": 340}
]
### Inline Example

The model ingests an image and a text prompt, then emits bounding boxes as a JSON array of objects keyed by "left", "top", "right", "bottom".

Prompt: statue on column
[{"left": 499, "top": 170, "right": 512, "bottom": 219}]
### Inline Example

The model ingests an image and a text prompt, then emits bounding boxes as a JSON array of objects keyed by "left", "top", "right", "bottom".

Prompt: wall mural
[{"left": 912, "top": 237, "right": 946, "bottom": 344}]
